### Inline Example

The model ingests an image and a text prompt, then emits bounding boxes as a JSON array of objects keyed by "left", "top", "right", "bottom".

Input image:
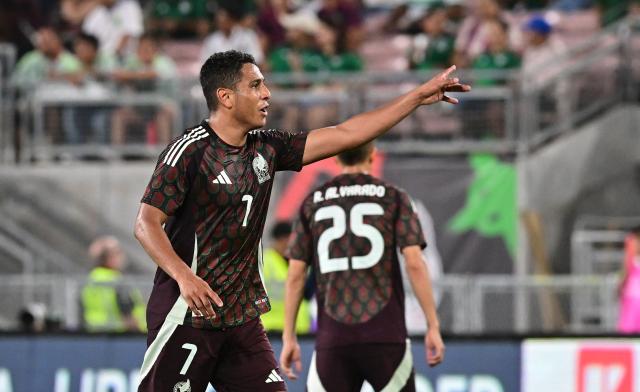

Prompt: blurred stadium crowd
[{"left": 0, "top": 0, "right": 637, "bottom": 152}]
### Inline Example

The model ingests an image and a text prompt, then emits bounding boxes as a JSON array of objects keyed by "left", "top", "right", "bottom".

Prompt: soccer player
[
  {"left": 134, "top": 50, "right": 466, "bottom": 391},
  {"left": 280, "top": 142, "right": 444, "bottom": 391}
]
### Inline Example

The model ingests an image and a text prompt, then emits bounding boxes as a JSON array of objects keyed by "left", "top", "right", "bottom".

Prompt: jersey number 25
[{"left": 315, "top": 203, "right": 384, "bottom": 274}]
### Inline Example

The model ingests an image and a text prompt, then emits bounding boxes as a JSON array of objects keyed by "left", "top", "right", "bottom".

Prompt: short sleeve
[
  {"left": 396, "top": 190, "right": 427, "bottom": 250},
  {"left": 287, "top": 204, "right": 313, "bottom": 264},
  {"left": 140, "top": 146, "right": 194, "bottom": 216},
  {"left": 263, "top": 130, "right": 308, "bottom": 172}
]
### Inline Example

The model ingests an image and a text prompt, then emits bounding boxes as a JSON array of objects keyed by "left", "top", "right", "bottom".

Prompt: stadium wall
[
  {"left": 518, "top": 104, "right": 640, "bottom": 273},
  {"left": 0, "top": 335, "right": 521, "bottom": 392},
  {"left": 3, "top": 334, "right": 640, "bottom": 392}
]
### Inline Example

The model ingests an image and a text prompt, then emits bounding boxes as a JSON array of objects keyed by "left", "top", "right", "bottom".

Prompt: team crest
[
  {"left": 173, "top": 379, "right": 191, "bottom": 392},
  {"left": 252, "top": 153, "right": 271, "bottom": 184}
]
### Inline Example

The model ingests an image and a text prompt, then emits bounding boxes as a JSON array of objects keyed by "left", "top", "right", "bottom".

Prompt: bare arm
[
  {"left": 133, "top": 203, "right": 222, "bottom": 319},
  {"left": 402, "top": 245, "right": 444, "bottom": 366},
  {"left": 302, "top": 66, "right": 470, "bottom": 165},
  {"left": 280, "top": 259, "right": 307, "bottom": 380}
]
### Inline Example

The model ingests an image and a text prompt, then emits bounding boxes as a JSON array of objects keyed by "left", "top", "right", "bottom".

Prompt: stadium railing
[
  {"left": 0, "top": 43, "right": 16, "bottom": 163},
  {"left": 0, "top": 273, "right": 620, "bottom": 334},
  {"left": 4, "top": 16, "right": 637, "bottom": 163}
]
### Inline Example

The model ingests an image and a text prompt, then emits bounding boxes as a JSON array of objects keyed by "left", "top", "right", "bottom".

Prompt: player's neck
[
  {"left": 208, "top": 113, "right": 248, "bottom": 147},
  {"left": 341, "top": 164, "right": 370, "bottom": 175}
]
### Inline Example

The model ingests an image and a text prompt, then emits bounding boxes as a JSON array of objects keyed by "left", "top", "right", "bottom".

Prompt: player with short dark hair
[
  {"left": 281, "top": 142, "right": 444, "bottom": 391},
  {"left": 134, "top": 50, "right": 466, "bottom": 391}
]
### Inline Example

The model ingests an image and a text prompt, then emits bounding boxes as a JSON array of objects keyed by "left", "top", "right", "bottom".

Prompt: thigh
[
  {"left": 309, "top": 346, "right": 363, "bottom": 392},
  {"left": 138, "top": 323, "right": 222, "bottom": 392},
  {"left": 356, "top": 340, "right": 415, "bottom": 392},
  {"left": 211, "top": 318, "right": 286, "bottom": 392}
]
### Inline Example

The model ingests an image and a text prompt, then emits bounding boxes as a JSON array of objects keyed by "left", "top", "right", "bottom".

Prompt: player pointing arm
[{"left": 133, "top": 50, "right": 465, "bottom": 391}]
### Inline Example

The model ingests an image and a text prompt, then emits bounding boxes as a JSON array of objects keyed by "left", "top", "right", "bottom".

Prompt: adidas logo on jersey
[
  {"left": 212, "top": 170, "right": 232, "bottom": 185},
  {"left": 265, "top": 369, "right": 284, "bottom": 383}
]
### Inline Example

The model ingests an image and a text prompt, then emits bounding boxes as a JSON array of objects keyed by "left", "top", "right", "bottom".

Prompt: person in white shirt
[
  {"left": 81, "top": 0, "right": 144, "bottom": 58},
  {"left": 200, "top": 8, "right": 264, "bottom": 65}
]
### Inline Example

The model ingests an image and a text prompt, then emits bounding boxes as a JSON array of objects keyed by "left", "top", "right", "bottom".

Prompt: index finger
[{"left": 439, "top": 65, "right": 457, "bottom": 80}]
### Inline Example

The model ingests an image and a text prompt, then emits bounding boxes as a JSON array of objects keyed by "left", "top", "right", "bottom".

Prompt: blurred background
[{"left": 0, "top": 0, "right": 640, "bottom": 391}]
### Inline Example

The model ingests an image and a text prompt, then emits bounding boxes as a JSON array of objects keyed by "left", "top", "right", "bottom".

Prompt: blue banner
[{"left": 0, "top": 336, "right": 520, "bottom": 392}]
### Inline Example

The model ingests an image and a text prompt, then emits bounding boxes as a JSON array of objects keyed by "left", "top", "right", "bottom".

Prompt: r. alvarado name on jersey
[{"left": 313, "top": 184, "right": 386, "bottom": 203}]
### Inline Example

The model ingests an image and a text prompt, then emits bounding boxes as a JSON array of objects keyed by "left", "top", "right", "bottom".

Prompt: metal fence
[
  {"left": 0, "top": 273, "right": 620, "bottom": 334},
  {"left": 2, "top": 17, "right": 637, "bottom": 162}
]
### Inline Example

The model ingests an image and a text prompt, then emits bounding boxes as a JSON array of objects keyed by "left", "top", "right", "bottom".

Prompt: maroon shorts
[
  {"left": 138, "top": 317, "right": 286, "bottom": 392},
  {"left": 307, "top": 340, "right": 415, "bottom": 392}
]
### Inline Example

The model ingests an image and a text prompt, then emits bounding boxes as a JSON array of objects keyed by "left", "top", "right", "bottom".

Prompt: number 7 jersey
[
  {"left": 141, "top": 120, "right": 307, "bottom": 331},
  {"left": 288, "top": 173, "right": 426, "bottom": 349}
]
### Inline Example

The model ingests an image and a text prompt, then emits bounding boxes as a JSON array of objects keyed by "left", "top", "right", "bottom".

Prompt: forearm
[
  {"left": 406, "top": 257, "right": 440, "bottom": 330},
  {"left": 302, "top": 90, "right": 421, "bottom": 165},
  {"left": 134, "top": 218, "right": 192, "bottom": 282},
  {"left": 282, "top": 262, "right": 307, "bottom": 341}
]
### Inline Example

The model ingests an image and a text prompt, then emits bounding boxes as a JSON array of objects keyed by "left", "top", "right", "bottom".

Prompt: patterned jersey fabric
[
  {"left": 142, "top": 120, "right": 307, "bottom": 330},
  {"left": 289, "top": 173, "right": 426, "bottom": 348}
]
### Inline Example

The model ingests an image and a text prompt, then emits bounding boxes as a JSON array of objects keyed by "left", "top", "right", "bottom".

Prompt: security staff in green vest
[
  {"left": 82, "top": 236, "right": 146, "bottom": 332},
  {"left": 262, "top": 222, "right": 312, "bottom": 333}
]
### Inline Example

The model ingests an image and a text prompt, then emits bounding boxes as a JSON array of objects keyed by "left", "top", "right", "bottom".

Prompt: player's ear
[
  {"left": 369, "top": 147, "right": 377, "bottom": 163},
  {"left": 216, "top": 87, "right": 234, "bottom": 110}
]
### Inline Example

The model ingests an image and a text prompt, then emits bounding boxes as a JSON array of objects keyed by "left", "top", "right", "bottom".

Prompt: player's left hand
[
  {"left": 425, "top": 328, "right": 445, "bottom": 367},
  {"left": 418, "top": 65, "right": 471, "bottom": 106}
]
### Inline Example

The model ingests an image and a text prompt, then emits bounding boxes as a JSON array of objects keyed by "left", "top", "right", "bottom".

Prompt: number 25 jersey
[{"left": 288, "top": 173, "right": 426, "bottom": 348}]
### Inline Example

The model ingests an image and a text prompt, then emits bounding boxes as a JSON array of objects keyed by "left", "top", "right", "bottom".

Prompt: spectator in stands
[
  {"left": 200, "top": 7, "right": 264, "bottom": 65},
  {"left": 468, "top": 20, "right": 520, "bottom": 138},
  {"left": 261, "top": 221, "right": 312, "bottom": 333},
  {"left": 268, "top": 13, "right": 327, "bottom": 74},
  {"left": 148, "top": 0, "right": 212, "bottom": 39},
  {"left": 316, "top": 24, "right": 364, "bottom": 72},
  {"left": 61, "top": 33, "right": 116, "bottom": 144},
  {"left": 11, "top": 27, "right": 81, "bottom": 90},
  {"left": 472, "top": 20, "right": 520, "bottom": 86},
  {"left": 82, "top": 236, "right": 146, "bottom": 332},
  {"left": 454, "top": 0, "right": 506, "bottom": 67},
  {"left": 63, "top": 0, "right": 144, "bottom": 59},
  {"left": 110, "top": 34, "right": 177, "bottom": 145},
  {"left": 409, "top": 3, "right": 456, "bottom": 70},
  {"left": 257, "top": 0, "right": 293, "bottom": 52},
  {"left": 618, "top": 226, "right": 640, "bottom": 333},
  {"left": 317, "top": 0, "right": 364, "bottom": 54},
  {"left": 520, "top": 15, "right": 572, "bottom": 130}
]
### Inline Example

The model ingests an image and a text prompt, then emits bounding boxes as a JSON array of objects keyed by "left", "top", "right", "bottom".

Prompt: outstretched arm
[
  {"left": 133, "top": 203, "right": 223, "bottom": 319},
  {"left": 302, "top": 66, "right": 470, "bottom": 165},
  {"left": 280, "top": 259, "right": 307, "bottom": 380},
  {"left": 402, "top": 245, "right": 444, "bottom": 367}
]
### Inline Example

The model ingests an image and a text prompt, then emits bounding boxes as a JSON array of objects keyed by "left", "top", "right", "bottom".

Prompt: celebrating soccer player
[{"left": 134, "top": 50, "right": 467, "bottom": 391}]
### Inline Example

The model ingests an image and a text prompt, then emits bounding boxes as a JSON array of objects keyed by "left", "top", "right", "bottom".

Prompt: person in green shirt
[
  {"left": 317, "top": 24, "right": 363, "bottom": 73},
  {"left": 472, "top": 20, "right": 521, "bottom": 86},
  {"left": 12, "top": 27, "right": 81, "bottom": 90},
  {"left": 110, "top": 33, "right": 178, "bottom": 145},
  {"left": 62, "top": 32, "right": 117, "bottom": 144},
  {"left": 467, "top": 20, "right": 520, "bottom": 138},
  {"left": 410, "top": 4, "right": 455, "bottom": 70}
]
